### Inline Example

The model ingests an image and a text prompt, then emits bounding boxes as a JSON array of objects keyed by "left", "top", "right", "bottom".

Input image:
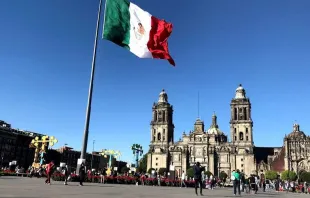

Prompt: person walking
[
  {"left": 233, "top": 169, "right": 241, "bottom": 196},
  {"left": 193, "top": 162, "right": 204, "bottom": 196},
  {"left": 260, "top": 171, "right": 266, "bottom": 192},
  {"left": 79, "top": 163, "right": 86, "bottom": 186},
  {"left": 63, "top": 165, "right": 69, "bottom": 185},
  {"left": 45, "top": 161, "right": 54, "bottom": 185},
  {"left": 100, "top": 168, "right": 106, "bottom": 184},
  {"left": 210, "top": 174, "right": 214, "bottom": 190},
  {"left": 180, "top": 170, "right": 187, "bottom": 188}
]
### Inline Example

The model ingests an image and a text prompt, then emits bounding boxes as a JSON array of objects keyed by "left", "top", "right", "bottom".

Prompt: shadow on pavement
[{"left": 49, "top": 183, "right": 115, "bottom": 188}]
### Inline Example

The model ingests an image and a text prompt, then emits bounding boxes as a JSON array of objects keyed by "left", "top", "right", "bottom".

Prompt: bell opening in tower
[{"left": 234, "top": 108, "right": 237, "bottom": 120}]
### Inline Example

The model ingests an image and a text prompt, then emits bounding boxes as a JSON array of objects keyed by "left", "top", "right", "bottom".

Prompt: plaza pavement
[{"left": 0, "top": 176, "right": 308, "bottom": 198}]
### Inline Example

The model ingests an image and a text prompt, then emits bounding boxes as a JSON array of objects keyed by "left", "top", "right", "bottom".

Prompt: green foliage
[
  {"left": 121, "top": 166, "right": 130, "bottom": 174},
  {"left": 148, "top": 168, "right": 155, "bottom": 174},
  {"left": 205, "top": 171, "right": 213, "bottom": 177},
  {"left": 158, "top": 168, "right": 166, "bottom": 176},
  {"left": 265, "top": 170, "right": 278, "bottom": 180},
  {"left": 138, "top": 154, "right": 147, "bottom": 173},
  {"left": 186, "top": 167, "right": 194, "bottom": 178},
  {"left": 219, "top": 171, "right": 228, "bottom": 180},
  {"left": 281, "top": 170, "right": 297, "bottom": 181},
  {"left": 131, "top": 144, "right": 143, "bottom": 155},
  {"left": 300, "top": 172, "right": 310, "bottom": 183}
]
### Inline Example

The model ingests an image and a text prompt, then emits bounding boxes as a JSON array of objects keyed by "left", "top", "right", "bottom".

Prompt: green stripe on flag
[{"left": 103, "top": 0, "right": 131, "bottom": 50}]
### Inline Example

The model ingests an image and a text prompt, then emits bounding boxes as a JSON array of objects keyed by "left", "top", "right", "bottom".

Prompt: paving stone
[{"left": 0, "top": 177, "right": 307, "bottom": 198}]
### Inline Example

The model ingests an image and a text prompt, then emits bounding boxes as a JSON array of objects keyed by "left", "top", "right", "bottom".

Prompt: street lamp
[
  {"left": 99, "top": 149, "right": 121, "bottom": 174},
  {"left": 29, "top": 136, "right": 58, "bottom": 168},
  {"left": 131, "top": 144, "right": 143, "bottom": 168}
]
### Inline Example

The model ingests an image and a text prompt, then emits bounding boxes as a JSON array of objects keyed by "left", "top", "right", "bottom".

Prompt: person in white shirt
[
  {"left": 210, "top": 174, "right": 214, "bottom": 189},
  {"left": 180, "top": 171, "right": 187, "bottom": 188}
]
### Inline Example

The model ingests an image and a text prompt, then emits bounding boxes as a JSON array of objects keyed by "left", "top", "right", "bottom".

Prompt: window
[
  {"left": 157, "top": 133, "right": 161, "bottom": 141},
  {"left": 234, "top": 128, "right": 236, "bottom": 134},
  {"left": 241, "top": 159, "right": 243, "bottom": 161},
  {"left": 234, "top": 136, "right": 237, "bottom": 141},
  {"left": 246, "top": 136, "right": 248, "bottom": 141},
  {"left": 239, "top": 132, "right": 244, "bottom": 141},
  {"left": 155, "top": 163, "right": 158, "bottom": 166},
  {"left": 163, "top": 111, "right": 166, "bottom": 121},
  {"left": 234, "top": 108, "right": 237, "bottom": 120},
  {"left": 156, "top": 158, "right": 158, "bottom": 160},
  {"left": 241, "top": 164, "right": 244, "bottom": 167},
  {"left": 246, "top": 128, "right": 248, "bottom": 133}
]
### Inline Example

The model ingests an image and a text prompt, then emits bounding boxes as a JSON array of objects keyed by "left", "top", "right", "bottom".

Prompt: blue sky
[{"left": 0, "top": 0, "right": 309, "bottom": 163}]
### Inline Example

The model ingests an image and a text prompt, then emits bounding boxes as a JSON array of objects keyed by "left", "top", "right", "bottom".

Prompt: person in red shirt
[{"left": 45, "top": 161, "right": 54, "bottom": 185}]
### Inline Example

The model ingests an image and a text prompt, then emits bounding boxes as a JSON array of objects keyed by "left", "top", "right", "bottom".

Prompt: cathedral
[{"left": 146, "top": 85, "right": 310, "bottom": 178}]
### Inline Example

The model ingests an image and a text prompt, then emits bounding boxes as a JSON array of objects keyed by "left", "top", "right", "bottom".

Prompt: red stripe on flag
[{"left": 147, "top": 16, "right": 175, "bottom": 66}]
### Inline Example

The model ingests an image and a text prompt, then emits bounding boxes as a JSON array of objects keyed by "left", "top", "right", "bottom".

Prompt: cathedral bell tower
[
  {"left": 151, "top": 89, "right": 174, "bottom": 144},
  {"left": 230, "top": 84, "right": 253, "bottom": 145},
  {"left": 147, "top": 89, "right": 174, "bottom": 171}
]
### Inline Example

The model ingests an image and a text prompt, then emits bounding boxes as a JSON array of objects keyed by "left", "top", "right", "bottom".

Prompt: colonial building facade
[
  {"left": 284, "top": 124, "right": 310, "bottom": 174},
  {"left": 147, "top": 85, "right": 310, "bottom": 177},
  {"left": 0, "top": 120, "right": 45, "bottom": 168}
]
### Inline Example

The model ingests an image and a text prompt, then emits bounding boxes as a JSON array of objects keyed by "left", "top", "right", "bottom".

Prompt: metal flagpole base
[{"left": 76, "top": 159, "right": 86, "bottom": 175}]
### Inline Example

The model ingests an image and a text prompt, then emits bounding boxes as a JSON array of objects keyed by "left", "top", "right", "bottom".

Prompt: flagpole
[{"left": 79, "top": 0, "right": 103, "bottom": 166}]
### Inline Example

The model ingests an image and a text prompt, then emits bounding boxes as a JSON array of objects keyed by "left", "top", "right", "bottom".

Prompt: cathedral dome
[
  {"left": 287, "top": 123, "right": 306, "bottom": 139},
  {"left": 235, "top": 84, "right": 246, "bottom": 99},
  {"left": 206, "top": 112, "right": 223, "bottom": 135},
  {"left": 158, "top": 89, "right": 168, "bottom": 103},
  {"left": 207, "top": 127, "right": 223, "bottom": 135}
]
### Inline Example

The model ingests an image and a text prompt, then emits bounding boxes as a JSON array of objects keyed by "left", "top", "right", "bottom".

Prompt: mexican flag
[{"left": 103, "top": 0, "right": 175, "bottom": 66}]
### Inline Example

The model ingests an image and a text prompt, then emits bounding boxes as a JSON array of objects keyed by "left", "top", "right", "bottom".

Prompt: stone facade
[
  {"left": 284, "top": 124, "right": 310, "bottom": 174},
  {"left": 146, "top": 85, "right": 310, "bottom": 177},
  {"left": 147, "top": 85, "right": 257, "bottom": 177}
]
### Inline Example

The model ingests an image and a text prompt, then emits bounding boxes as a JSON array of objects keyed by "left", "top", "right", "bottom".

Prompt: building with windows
[
  {"left": 284, "top": 124, "right": 310, "bottom": 174},
  {"left": 0, "top": 120, "right": 45, "bottom": 168},
  {"left": 147, "top": 85, "right": 310, "bottom": 177},
  {"left": 46, "top": 146, "right": 125, "bottom": 172}
]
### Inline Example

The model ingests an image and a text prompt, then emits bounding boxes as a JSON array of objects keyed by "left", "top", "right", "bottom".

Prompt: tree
[
  {"left": 186, "top": 167, "right": 194, "bottom": 178},
  {"left": 281, "top": 170, "right": 297, "bottom": 181},
  {"left": 138, "top": 154, "right": 147, "bottom": 173},
  {"left": 300, "top": 172, "right": 310, "bottom": 183},
  {"left": 148, "top": 168, "right": 155, "bottom": 174},
  {"left": 265, "top": 170, "right": 278, "bottom": 180},
  {"left": 205, "top": 171, "right": 213, "bottom": 178},
  {"left": 158, "top": 168, "right": 166, "bottom": 176},
  {"left": 219, "top": 171, "right": 228, "bottom": 180},
  {"left": 121, "top": 166, "right": 130, "bottom": 174}
]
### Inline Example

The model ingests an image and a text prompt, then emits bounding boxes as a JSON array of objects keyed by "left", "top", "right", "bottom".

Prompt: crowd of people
[{"left": 2, "top": 161, "right": 310, "bottom": 195}]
